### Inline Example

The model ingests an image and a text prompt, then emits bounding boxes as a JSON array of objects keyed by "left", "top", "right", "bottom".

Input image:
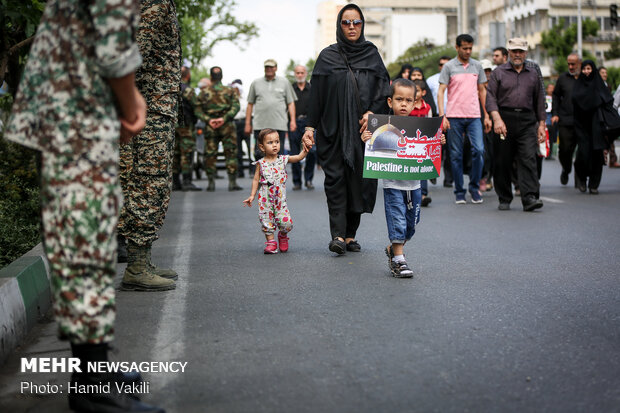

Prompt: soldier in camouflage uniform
[
  {"left": 117, "top": 0, "right": 181, "bottom": 291},
  {"left": 194, "top": 66, "right": 241, "bottom": 191},
  {"left": 4, "top": 0, "right": 164, "bottom": 411},
  {"left": 173, "top": 66, "right": 200, "bottom": 191}
]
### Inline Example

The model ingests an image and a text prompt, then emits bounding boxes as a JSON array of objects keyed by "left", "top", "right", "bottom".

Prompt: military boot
[
  {"left": 146, "top": 247, "right": 178, "bottom": 280},
  {"left": 121, "top": 243, "right": 176, "bottom": 291},
  {"left": 206, "top": 175, "right": 216, "bottom": 192},
  {"left": 172, "top": 172, "right": 182, "bottom": 191},
  {"left": 117, "top": 234, "right": 128, "bottom": 263},
  {"left": 182, "top": 173, "right": 201, "bottom": 191},
  {"left": 228, "top": 173, "right": 243, "bottom": 191}
]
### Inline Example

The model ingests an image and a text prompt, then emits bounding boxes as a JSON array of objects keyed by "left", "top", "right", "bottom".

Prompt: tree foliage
[
  {"left": 604, "top": 37, "right": 620, "bottom": 61},
  {"left": 177, "top": 0, "right": 258, "bottom": 67},
  {"left": 540, "top": 18, "right": 599, "bottom": 74},
  {"left": 386, "top": 39, "right": 456, "bottom": 79},
  {"left": 0, "top": 0, "right": 46, "bottom": 95}
]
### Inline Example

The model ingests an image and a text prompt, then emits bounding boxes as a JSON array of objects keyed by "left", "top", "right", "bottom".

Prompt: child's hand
[
  {"left": 361, "top": 130, "right": 372, "bottom": 143},
  {"left": 440, "top": 133, "right": 446, "bottom": 145},
  {"left": 242, "top": 196, "right": 254, "bottom": 207}
]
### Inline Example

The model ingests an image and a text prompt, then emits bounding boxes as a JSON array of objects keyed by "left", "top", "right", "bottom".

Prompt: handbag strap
[{"left": 337, "top": 46, "right": 364, "bottom": 116}]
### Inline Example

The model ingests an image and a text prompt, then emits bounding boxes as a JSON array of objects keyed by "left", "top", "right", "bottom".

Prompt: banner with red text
[{"left": 362, "top": 114, "right": 443, "bottom": 180}]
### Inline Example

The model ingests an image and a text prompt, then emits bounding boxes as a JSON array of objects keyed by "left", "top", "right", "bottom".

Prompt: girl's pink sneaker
[
  {"left": 278, "top": 232, "right": 289, "bottom": 253},
  {"left": 264, "top": 240, "right": 278, "bottom": 254}
]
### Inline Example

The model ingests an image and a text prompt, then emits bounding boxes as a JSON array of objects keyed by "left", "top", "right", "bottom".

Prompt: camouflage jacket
[
  {"left": 194, "top": 82, "right": 240, "bottom": 124},
  {"left": 135, "top": 0, "right": 181, "bottom": 118},
  {"left": 179, "top": 82, "right": 197, "bottom": 128},
  {"left": 5, "top": 0, "right": 142, "bottom": 153}
]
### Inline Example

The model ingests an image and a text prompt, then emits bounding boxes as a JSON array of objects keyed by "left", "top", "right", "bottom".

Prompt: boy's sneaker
[
  {"left": 278, "top": 232, "right": 289, "bottom": 252},
  {"left": 455, "top": 194, "right": 466, "bottom": 204},
  {"left": 385, "top": 246, "right": 399, "bottom": 273},
  {"left": 264, "top": 240, "right": 278, "bottom": 254},
  {"left": 471, "top": 191, "right": 483, "bottom": 204},
  {"left": 393, "top": 260, "right": 414, "bottom": 278}
]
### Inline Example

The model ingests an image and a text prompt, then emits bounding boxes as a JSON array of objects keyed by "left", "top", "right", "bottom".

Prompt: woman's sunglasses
[{"left": 341, "top": 19, "right": 362, "bottom": 26}]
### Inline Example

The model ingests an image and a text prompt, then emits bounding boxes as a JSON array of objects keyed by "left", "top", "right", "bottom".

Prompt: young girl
[
  {"left": 362, "top": 78, "right": 444, "bottom": 277},
  {"left": 243, "top": 128, "right": 308, "bottom": 254}
]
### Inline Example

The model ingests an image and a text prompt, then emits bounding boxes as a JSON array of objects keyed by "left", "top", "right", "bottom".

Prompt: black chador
[{"left": 307, "top": 3, "right": 390, "bottom": 240}]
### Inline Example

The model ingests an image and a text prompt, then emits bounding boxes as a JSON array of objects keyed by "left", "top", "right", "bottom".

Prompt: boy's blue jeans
[{"left": 383, "top": 188, "right": 421, "bottom": 244}]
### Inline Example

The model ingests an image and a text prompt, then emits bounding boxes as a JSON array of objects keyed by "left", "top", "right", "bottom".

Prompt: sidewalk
[{"left": 0, "top": 244, "right": 51, "bottom": 365}]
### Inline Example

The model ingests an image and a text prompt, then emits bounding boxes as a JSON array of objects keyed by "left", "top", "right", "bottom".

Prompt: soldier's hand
[
  {"left": 119, "top": 90, "right": 146, "bottom": 144},
  {"left": 209, "top": 118, "right": 224, "bottom": 130}
]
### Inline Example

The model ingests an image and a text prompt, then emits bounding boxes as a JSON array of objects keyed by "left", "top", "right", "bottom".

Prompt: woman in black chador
[
  {"left": 572, "top": 60, "right": 612, "bottom": 194},
  {"left": 302, "top": 3, "right": 390, "bottom": 254}
]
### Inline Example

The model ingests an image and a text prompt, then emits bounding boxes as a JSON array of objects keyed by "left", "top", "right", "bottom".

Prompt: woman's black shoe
[
  {"left": 328, "top": 239, "right": 346, "bottom": 255},
  {"left": 346, "top": 240, "right": 361, "bottom": 252},
  {"left": 589, "top": 188, "right": 599, "bottom": 194}
]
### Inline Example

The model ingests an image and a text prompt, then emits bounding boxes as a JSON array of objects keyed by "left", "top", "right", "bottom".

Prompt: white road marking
[{"left": 540, "top": 196, "right": 564, "bottom": 204}]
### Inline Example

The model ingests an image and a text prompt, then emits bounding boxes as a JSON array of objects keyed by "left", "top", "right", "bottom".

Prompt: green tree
[
  {"left": 604, "top": 37, "right": 620, "bottom": 60},
  {"left": 0, "top": 0, "right": 46, "bottom": 95},
  {"left": 177, "top": 0, "right": 259, "bottom": 67},
  {"left": 386, "top": 39, "right": 455, "bottom": 79},
  {"left": 540, "top": 18, "right": 599, "bottom": 74}
]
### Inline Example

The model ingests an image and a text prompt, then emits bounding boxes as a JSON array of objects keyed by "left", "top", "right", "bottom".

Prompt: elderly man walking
[
  {"left": 552, "top": 53, "right": 582, "bottom": 186},
  {"left": 245, "top": 59, "right": 297, "bottom": 159},
  {"left": 486, "top": 38, "right": 546, "bottom": 212}
]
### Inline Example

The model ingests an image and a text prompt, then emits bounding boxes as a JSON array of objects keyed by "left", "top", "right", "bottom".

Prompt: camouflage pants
[
  {"left": 41, "top": 140, "right": 121, "bottom": 344},
  {"left": 118, "top": 111, "right": 174, "bottom": 246},
  {"left": 204, "top": 121, "right": 238, "bottom": 176},
  {"left": 173, "top": 126, "right": 195, "bottom": 174}
]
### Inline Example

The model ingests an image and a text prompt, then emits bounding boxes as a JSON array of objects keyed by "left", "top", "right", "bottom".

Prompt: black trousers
[
  {"left": 574, "top": 134, "right": 604, "bottom": 190},
  {"left": 558, "top": 124, "right": 577, "bottom": 175},
  {"left": 235, "top": 118, "right": 251, "bottom": 173},
  {"left": 493, "top": 110, "right": 540, "bottom": 204}
]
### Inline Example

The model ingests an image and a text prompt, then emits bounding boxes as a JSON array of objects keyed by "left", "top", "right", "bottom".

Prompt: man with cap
[
  {"left": 486, "top": 38, "right": 546, "bottom": 212},
  {"left": 245, "top": 59, "right": 297, "bottom": 160}
]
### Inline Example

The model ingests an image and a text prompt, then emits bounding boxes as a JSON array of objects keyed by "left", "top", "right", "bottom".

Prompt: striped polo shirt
[{"left": 439, "top": 57, "right": 487, "bottom": 118}]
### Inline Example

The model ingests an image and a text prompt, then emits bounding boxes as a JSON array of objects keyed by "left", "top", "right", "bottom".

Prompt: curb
[{"left": 0, "top": 244, "right": 51, "bottom": 365}]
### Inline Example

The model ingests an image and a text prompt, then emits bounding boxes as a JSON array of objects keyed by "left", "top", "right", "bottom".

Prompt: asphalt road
[{"left": 2, "top": 156, "right": 620, "bottom": 413}]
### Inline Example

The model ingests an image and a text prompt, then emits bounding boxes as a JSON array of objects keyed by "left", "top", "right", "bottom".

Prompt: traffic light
[{"left": 611, "top": 4, "right": 618, "bottom": 27}]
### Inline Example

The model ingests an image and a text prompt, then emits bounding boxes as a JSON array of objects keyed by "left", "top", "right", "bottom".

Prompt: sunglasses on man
[{"left": 341, "top": 19, "right": 362, "bottom": 26}]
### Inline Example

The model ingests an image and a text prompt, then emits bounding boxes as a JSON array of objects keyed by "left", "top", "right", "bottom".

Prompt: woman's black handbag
[{"left": 598, "top": 100, "right": 620, "bottom": 141}]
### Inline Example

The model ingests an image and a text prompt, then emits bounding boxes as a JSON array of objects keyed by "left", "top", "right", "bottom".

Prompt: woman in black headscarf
[
  {"left": 393, "top": 63, "right": 414, "bottom": 80},
  {"left": 572, "top": 60, "right": 612, "bottom": 194},
  {"left": 302, "top": 3, "right": 390, "bottom": 254}
]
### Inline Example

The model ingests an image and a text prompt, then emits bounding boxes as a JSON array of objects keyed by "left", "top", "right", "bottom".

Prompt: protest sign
[{"left": 363, "top": 114, "right": 443, "bottom": 180}]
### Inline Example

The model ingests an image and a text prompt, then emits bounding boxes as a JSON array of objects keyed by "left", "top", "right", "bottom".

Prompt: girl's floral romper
[{"left": 255, "top": 155, "right": 293, "bottom": 235}]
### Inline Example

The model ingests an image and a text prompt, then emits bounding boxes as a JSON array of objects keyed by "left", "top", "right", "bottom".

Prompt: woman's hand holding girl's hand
[{"left": 302, "top": 130, "right": 314, "bottom": 151}]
